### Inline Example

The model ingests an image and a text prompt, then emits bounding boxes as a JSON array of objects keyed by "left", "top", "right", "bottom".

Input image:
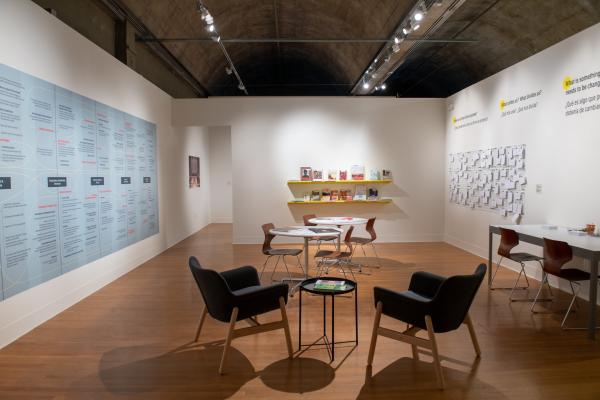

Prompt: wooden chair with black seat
[
  {"left": 314, "top": 226, "right": 356, "bottom": 280},
  {"left": 188, "top": 256, "right": 293, "bottom": 374},
  {"left": 349, "top": 217, "right": 382, "bottom": 268},
  {"left": 490, "top": 227, "right": 544, "bottom": 301},
  {"left": 367, "top": 264, "right": 486, "bottom": 389},
  {"left": 531, "top": 238, "right": 600, "bottom": 330},
  {"left": 260, "top": 223, "right": 303, "bottom": 282},
  {"left": 303, "top": 214, "right": 339, "bottom": 251}
]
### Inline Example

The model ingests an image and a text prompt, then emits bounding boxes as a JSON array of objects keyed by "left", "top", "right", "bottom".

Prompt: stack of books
[{"left": 314, "top": 279, "right": 347, "bottom": 291}]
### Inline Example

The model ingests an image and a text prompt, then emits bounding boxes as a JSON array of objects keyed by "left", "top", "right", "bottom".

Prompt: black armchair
[
  {"left": 189, "top": 256, "right": 293, "bottom": 374},
  {"left": 367, "top": 264, "right": 486, "bottom": 389}
]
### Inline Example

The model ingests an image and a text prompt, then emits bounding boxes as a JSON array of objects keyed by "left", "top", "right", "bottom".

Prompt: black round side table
[{"left": 298, "top": 277, "right": 358, "bottom": 361}]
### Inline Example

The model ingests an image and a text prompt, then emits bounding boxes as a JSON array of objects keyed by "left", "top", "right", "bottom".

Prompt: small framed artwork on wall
[
  {"left": 189, "top": 156, "right": 200, "bottom": 188},
  {"left": 300, "top": 166, "right": 313, "bottom": 181}
]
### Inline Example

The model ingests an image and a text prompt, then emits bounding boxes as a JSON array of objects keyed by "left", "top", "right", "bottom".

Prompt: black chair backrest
[
  {"left": 189, "top": 256, "right": 233, "bottom": 322},
  {"left": 430, "top": 263, "right": 486, "bottom": 333}
]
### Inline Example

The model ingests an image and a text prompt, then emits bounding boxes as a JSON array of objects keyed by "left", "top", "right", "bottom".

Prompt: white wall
[
  {"left": 173, "top": 97, "right": 447, "bottom": 244},
  {"left": 0, "top": 0, "right": 210, "bottom": 348},
  {"left": 208, "top": 126, "right": 233, "bottom": 223},
  {"left": 172, "top": 126, "right": 213, "bottom": 236},
  {"left": 445, "top": 23, "right": 600, "bottom": 295}
]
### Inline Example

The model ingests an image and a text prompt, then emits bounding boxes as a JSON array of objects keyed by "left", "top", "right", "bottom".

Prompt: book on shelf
[
  {"left": 368, "top": 187, "right": 379, "bottom": 200},
  {"left": 351, "top": 165, "right": 365, "bottom": 180},
  {"left": 382, "top": 169, "right": 392, "bottom": 180},
  {"left": 321, "top": 188, "right": 331, "bottom": 201},
  {"left": 339, "top": 170, "right": 348, "bottom": 180},
  {"left": 354, "top": 184, "right": 367, "bottom": 201},
  {"left": 330, "top": 189, "right": 339, "bottom": 201},
  {"left": 300, "top": 166, "right": 312, "bottom": 181},
  {"left": 313, "top": 169, "right": 323, "bottom": 181},
  {"left": 340, "top": 189, "right": 353, "bottom": 201},
  {"left": 369, "top": 169, "right": 381, "bottom": 180},
  {"left": 327, "top": 170, "right": 338, "bottom": 181},
  {"left": 303, "top": 192, "right": 311, "bottom": 202},
  {"left": 314, "top": 279, "right": 347, "bottom": 291},
  {"left": 311, "top": 190, "right": 321, "bottom": 201}
]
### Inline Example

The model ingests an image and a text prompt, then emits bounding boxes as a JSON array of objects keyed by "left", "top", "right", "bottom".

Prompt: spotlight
[
  {"left": 205, "top": 15, "right": 214, "bottom": 25},
  {"left": 414, "top": 12, "right": 423, "bottom": 21},
  {"left": 381, "top": 83, "right": 387, "bottom": 90},
  {"left": 394, "top": 36, "right": 400, "bottom": 44},
  {"left": 238, "top": 83, "right": 245, "bottom": 91},
  {"left": 413, "top": 24, "right": 420, "bottom": 31},
  {"left": 225, "top": 66, "right": 233, "bottom": 75},
  {"left": 362, "top": 82, "right": 369, "bottom": 90},
  {"left": 392, "top": 43, "right": 400, "bottom": 53},
  {"left": 207, "top": 24, "right": 215, "bottom": 32}
]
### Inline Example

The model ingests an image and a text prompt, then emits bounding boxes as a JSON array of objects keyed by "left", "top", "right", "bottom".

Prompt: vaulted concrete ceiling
[{"left": 117, "top": 0, "right": 600, "bottom": 97}]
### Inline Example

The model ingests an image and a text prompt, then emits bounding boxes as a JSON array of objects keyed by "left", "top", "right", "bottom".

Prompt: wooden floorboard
[{"left": 1, "top": 223, "right": 600, "bottom": 399}]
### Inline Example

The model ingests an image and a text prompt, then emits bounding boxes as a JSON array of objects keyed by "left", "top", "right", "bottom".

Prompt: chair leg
[
  {"left": 561, "top": 281, "right": 581, "bottom": 329},
  {"left": 281, "top": 255, "right": 293, "bottom": 282},
  {"left": 411, "top": 343, "right": 419, "bottom": 360},
  {"left": 370, "top": 242, "right": 382, "bottom": 268},
  {"left": 425, "top": 315, "right": 445, "bottom": 390},
  {"left": 464, "top": 313, "right": 481, "bottom": 357},
  {"left": 219, "top": 307, "right": 239, "bottom": 375},
  {"left": 194, "top": 306, "right": 208, "bottom": 342},
  {"left": 269, "top": 256, "right": 282, "bottom": 281},
  {"left": 260, "top": 256, "right": 272, "bottom": 280},
  {"left": 367, "top": 302, "right": 383, "bottom": 366},
  {"left": 279, "top": 297, "right": 293, "bottom": 358},
  {"left": 531, "top": 272, "right": 549, "bottom": 312},
  {"left": 490, "top": 256, "right": 503, "bottom": 287}
]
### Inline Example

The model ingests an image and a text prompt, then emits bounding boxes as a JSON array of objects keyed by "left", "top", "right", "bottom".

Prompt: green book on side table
[{"left": 314, "top": 279, "right": 347, "bottom": 291}]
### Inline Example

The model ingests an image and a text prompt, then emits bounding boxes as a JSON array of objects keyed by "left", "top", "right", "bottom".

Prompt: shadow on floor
[
  {"left": 357, "top": 357, "right": 508, "bottom": 399},
  {"left": 93, "top": 341, "right": 256, "bottom": 398},
  {"left": 259, "top": 356, "right": 335, "bottom": 393}
]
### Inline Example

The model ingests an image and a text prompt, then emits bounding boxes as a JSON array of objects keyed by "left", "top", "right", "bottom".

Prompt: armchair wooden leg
[
  {"left": 194, "top": 306, "right": 208, "bottom": 342},
  {"left": 464, "top": 313, "right": 481, "bottom": 357},
  {"left": 411, "top": 344, "right": 419, "bottom": 360},
  {"left": 367, "top": 301, "right": 383, "bottom": 366},
  {"left": 425, "top": 315, "right": 445, "bottom": 390},
  {"left": 279, "top": 297, "right": 293, "bottom": 358},
  {"left": 219, "top": 307, "right": 239, "bottom": 375}
]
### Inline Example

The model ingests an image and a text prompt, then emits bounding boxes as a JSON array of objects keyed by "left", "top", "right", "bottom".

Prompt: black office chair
[
  {"left": 367, "top": 264, "right": 486, "bottom": 389},
  {"left": 189, "top": 256, "right": 293, "bottom": 374}
]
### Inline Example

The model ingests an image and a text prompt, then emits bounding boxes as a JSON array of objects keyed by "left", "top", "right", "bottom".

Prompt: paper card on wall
[
  {"left": 507, "top": 191, "right": 513, "bottom": 202},
  {"left": 519, "top": 176, "right": 527, "bottom": 185},
  {"left": 499, "top": 147, "right": 505, "bottom": 155},
  {"left": 499, "top": 155, "right": 506, "bottom": 165},
  {"left": 493, "top": 170, "right": 499, "bottom": 180},
  {"left": 500, "top": 169, "right": 507, "bottom": 177},
  {"left": 517, "top": 160, "right": 524, "bottom": 169},
  {"left": 515, "top": 191, "right": 522, "bottom": 200}
]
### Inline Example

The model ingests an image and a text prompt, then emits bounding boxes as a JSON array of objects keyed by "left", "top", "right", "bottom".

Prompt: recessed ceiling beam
[{"left": 137, "top": 37, "right": 477, "bottom": 44}]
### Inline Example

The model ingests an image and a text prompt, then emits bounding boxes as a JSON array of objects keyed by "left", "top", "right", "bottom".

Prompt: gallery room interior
[{"left": 1, "top": 0, "right": 600, "bottom": 398}]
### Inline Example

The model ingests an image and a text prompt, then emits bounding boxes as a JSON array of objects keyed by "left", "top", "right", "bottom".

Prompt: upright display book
[
  {"left": 339, "top": 170, "right": 348, "bottom": 180},
  {"left": 382, "top": 169, "right": 392, "bottom": 180},
  {"left": 327, "top": 170, "right": 338, "bottom": 181},
  {"left": 311, "top": 190, "right": 321, "bottom": 201},
  {"left": 330, "top": 189, "right": 339, "bottom": 201},
  {"left": 351, "top": 165, "right": 365, "bottom": 180},
  {"left": 368, "top": 187, "right": 379, "bottom": 200},
  {"left": 314, "top": 279, "right": 347, "bottom": 291},
  {"left": 369, "top": 169, "right": 380, "bottom": 180},
  {"left": 340, "top": 189, "right": 353, "bottom": 201},
  {"left": 321, "top": 188, "right": 331, "bottom": 201},
  {"left": 354, "top": 184, "right": 367, "bottom": 200},
  {"left": 300, "top": 167, "right": 313, "bottom": 181},
  {"left": 313, "top": 170, "right": 323, "bottom": 181}
]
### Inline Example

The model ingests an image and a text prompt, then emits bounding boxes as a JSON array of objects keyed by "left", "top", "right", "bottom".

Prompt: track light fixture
[
  {"left": 381, "top": 83, "right": 387, "bottom": 90},
  {"left": 362, "top": 81, "right": 369, "bottom": 90},
  {"left": 195, "top": 0, "right": 248, "bottom": 95}
]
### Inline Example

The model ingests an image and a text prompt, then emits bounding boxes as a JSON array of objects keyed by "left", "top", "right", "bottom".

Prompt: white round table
[
  {"left": 269, "top": 226, "right": 343, "bottom": 281},
  {"left": 308, "top": 216, "right": 368, "bottom": 227}
]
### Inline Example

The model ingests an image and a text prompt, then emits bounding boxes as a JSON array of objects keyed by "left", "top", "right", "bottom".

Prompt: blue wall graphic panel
[{"left": 0, "top": 63, "right": 159, "bottom": 300}]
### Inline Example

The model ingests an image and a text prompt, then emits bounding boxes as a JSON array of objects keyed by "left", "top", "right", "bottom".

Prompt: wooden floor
[{"left": 1, "top": 223, "right": 600, "bottom": 399}]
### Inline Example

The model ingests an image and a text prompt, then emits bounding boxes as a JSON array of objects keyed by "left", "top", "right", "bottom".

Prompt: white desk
[
  {"left": 489, "top": 224, "right": 600, "bottom": 339},
  {"left": 270, "top": 226, "right": 343, "bottom": 280}
]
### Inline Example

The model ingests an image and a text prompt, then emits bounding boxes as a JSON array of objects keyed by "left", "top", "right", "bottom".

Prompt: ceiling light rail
[
  {"left": 196, "top": 0, "right": 248, "bottom": 95},
  {"left": 351, "top": 0, "right": 466, "bottom": 95}
]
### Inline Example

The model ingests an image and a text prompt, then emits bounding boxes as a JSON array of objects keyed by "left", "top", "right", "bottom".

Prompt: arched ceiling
[{"left": 118, "top": 0, "right": 600, "bottom": 97}]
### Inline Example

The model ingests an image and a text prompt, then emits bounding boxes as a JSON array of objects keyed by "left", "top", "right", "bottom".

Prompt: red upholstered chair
[
  {"left": 490, "top": 227, "right": 544, "bottom": 301},
  {"left": 531, "top": 238, "right": 600, "bottom": 329}
]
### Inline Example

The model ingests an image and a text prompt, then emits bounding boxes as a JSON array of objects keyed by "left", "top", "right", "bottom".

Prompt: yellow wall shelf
[
  {"left": 288, "top": 199, "right": 392, "bottom": 205},
  {"left": 287, "top": 180, "right": 391, "bottom": 185}
]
